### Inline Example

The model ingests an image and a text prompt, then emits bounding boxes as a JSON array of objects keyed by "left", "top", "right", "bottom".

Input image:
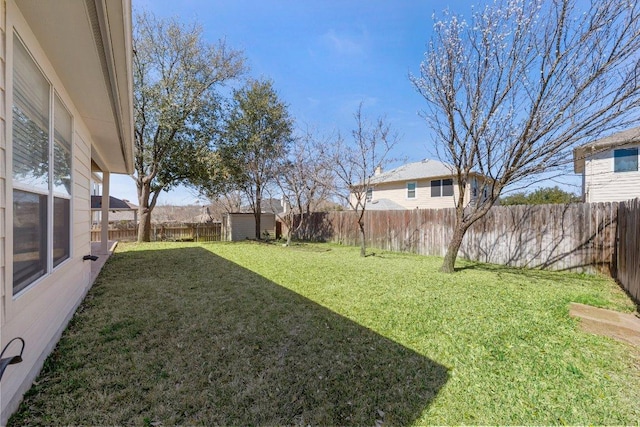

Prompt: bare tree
[
  {"left": 323, "top": 104, "right": 399, "bottom": 257},
  {"left": 411, "top": 0, "right": 640, "bottom": 272},
  {"left": 277, "top": 129, "right": 335, "bottom": 245},
  {"left": 133, "top": 11, "right": 244, "bottom": 242}
]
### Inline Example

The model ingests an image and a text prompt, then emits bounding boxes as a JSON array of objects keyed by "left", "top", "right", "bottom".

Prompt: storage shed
[{"left": 223, "top": 213, "right": 276, "bottom": 241}]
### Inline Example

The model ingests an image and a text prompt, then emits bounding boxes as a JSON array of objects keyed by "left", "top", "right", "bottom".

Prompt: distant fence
[
  {"left": 298, "top": 200, "right": 640, "bottom": 304},
  {"left": 91, "top": 223, "right": 222, "bottom": 243}
]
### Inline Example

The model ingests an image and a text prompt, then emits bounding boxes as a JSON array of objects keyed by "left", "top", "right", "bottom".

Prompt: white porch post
[{"left": 100, "top": 171, "right": 110, "bottom": 254}]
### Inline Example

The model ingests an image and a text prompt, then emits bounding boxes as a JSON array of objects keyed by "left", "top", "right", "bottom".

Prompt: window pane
[
  {"left": 13, "top": 38, "right": 50, "bottom": 190},
  {"left": 366, "top": 187, "right": 372, "bottom": 202},
  {"left": 614, "top": 148, "right": 638, "bottom": 172},
  {"left": 431, "top": 180, "right": 441, "bottom": 197},
  {"left": 53, "top": 197, "right": 70, "bottom": 267},
  {"left": 407, "top": 182, "right": 416, "bottom": 198},
  {"left": 13, "top": 190, "right": 47, "bottom": 293},
  {"left": 54, "top": 95, "right": 72, "bottom": 196},
  {"left": 442, "top": 179, "right": 454, "bottom": 197}
]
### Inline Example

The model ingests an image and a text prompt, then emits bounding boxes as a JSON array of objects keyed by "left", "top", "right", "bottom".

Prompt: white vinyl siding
[
  {"left": 2, "top": 3, "right": 94, "bottom": 421},
  {"left": 363, "top": 177, "right": 471, "bottom": 210},
  {"left": 583, "top": 145, "right": 640, "bottom": 202},
  {"left": 0, "top": 0, "right": 6, "bottom": 324}
]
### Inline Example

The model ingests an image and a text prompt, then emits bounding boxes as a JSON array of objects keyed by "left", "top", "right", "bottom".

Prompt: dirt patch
[{"left": 569, "top": 302, "right": 640, "bottom": 347}]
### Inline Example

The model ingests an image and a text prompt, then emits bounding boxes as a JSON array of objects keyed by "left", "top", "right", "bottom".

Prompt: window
[
  {"left": 366, "top": 187, "right": 373, "bottom": 202},
  {"left": 12, "top": 35, "right": 72, "bottom": 294},
  {"left": 407, "top": 182, "right": 416, "bottom": 199},
  {"left": 53, "top": 96, "right": 72, "bottom": 267},
  {"left": 614, "top": 148, "right": 638, "bottom": 172},
  {"left": 431, "top": 179, "right": 453, "bottom": 197}
]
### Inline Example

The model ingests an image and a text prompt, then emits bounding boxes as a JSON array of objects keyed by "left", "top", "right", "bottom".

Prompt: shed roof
[
  {"left": 573, "top": 127, "right": 640, "bottom": 173},
  {"left": 366, "top": 198, "right": 406, "bottom": 210}
]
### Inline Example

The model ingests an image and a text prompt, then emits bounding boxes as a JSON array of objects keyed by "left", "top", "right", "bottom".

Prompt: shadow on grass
[
  {"left": 455, "top": 261, "right": 595, "bottom": 282},
  {"left": 10, "top": 247, "right": 448, "bottom": 426}
]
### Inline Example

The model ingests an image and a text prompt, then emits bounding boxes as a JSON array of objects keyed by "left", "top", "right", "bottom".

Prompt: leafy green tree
[
  {"left": 501, "top": 186, "right": 581, "bottom": 205},
  {"left": 412, "top": 0, "right": 640, "bottom": 272},
  {"left": 133, "top": 11, "right": 244, "bottom": 241},
  {"left": 217, "top": 79, "right": 294, "bottom": 239}
]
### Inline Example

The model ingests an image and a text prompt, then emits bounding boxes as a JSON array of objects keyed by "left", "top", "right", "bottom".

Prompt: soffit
[{"left": 15, "top": 0, "right": 134, "bottom": 174}]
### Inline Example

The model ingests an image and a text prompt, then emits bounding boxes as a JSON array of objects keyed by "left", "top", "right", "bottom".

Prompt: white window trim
[
  {"left": 406, "top": 181, "right": 417, "bottom": 199},
  {"left": 430, "top": 178, "right": 455, "bottom": 198},
  {"left": 8, "top": 29, "right": 75, "bottom": 300},
  {"left": 612, "top": 146, "right": 639, "bottom": 173}
]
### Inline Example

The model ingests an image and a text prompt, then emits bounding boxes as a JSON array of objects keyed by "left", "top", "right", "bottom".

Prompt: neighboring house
[
  {"left": 573, "top": 127, "right": 640, "bottom": 203},
  {"left": 91, "top": 195, "right": 138, "bottom": 226},
  {"left": 152, "top": 204, "right": 209, "bottom": 224},
  {"left": 356, "top": 159, "right": 486, "bottom": 210},
  {"left": 0, "top": 0, "right": 133, "bottom": 423}
]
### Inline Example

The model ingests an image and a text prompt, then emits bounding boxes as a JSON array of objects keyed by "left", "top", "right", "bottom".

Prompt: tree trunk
[
  {"left": 138, "top": 208, "right": 152, "bottom": 242},
  {"left": 358, "top": 218, "right": 366, "bottom": 257},
  {"left": 440, "top": 222, "right": 468, "bottom": 273},
  {"left": 255, "top": 189, "right": 262, "bottom": 239},
  {"left": 285, "top": 210, "right": 296, "bottom": 246},
  {"left": 137, "top": 181, "right": 152, "bottom": 242}
]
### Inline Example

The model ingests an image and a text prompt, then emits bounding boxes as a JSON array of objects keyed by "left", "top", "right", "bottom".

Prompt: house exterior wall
[
  {"left": 1, "top": 1, "right": 96, "bottom": 421},
  {"left": 225, "top": 213, "right": 277, "bottom": 241},
  {"left": 0, "top": 1, "right": 6, "bottom": 333},
  {"left": 354, "top": 177, "right": 473, "bottom": 210},
  {"left": 583, "top": 145, "right": 640, "bottom": 203}
]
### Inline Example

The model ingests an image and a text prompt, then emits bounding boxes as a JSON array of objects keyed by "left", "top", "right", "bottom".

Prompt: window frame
[
  {"left": 613, "top": 147, "right": 639, "bottom": 173},
  {"left": 10, "top": 32, "right": 74, "bottom": 297},
  {"left": 441, "top": 178, "right": 453, "bottom": 197},
  {"left": 430, "top": 178, "right": 455, "bottom": 198},
  {"left": 406, "top": 181, "right": 417, "bottom": 199}
]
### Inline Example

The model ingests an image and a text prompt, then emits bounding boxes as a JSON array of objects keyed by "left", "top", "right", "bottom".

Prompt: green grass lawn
[{"left": 10, "top": 242, "right": 640, "bottom": 425}]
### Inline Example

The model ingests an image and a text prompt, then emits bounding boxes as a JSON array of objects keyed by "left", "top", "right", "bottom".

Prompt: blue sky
[{"left": 112, "top": 0, "right": 580, "bottom": 205}]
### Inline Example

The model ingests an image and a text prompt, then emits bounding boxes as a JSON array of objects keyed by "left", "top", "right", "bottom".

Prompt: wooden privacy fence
[
  {"left": 617, "top": 198, "right": 640, "bottom": 303},
  {"left": 299, "top": 204, "right": 618, "bottom": 273},
  {"left": 298, "top": 200, "right": 640, "bottom": 303},
  {"left": 91, "top": 223, "right": 222, "bottom": 243}
]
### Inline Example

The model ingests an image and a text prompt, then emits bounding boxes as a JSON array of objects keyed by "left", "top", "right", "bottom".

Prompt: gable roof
[
  {"left": 370, "top": 159, "right": 455, "bottom": 184},
  {"left": 91, "top": 195, "right": 136, "bottom": 210},
  {"left": 573, "top": 127, "right": 640, "bottom": 173}
]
